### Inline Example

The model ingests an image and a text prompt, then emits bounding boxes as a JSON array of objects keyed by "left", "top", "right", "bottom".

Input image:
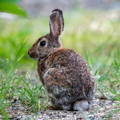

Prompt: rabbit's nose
[{"left": 28, "top": 50, "right": 35, "bottom": 58}]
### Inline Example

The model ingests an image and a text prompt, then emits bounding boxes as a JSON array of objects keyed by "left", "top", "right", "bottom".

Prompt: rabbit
[{"left": 28, "top": 9, "right": 95, "bottom": 111}]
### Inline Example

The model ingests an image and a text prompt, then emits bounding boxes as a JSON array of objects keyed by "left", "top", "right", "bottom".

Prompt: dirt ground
[{"left": 7, "top": 98, "right": 120, "bottom": 120}]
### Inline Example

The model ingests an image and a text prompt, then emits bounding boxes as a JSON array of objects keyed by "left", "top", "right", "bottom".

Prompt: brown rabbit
[{"left": 28, "top": 9, "right": 95, "bottom": 111}]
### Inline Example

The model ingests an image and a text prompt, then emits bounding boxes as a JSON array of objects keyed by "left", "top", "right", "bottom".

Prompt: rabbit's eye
[{"left": 40, "top": 41, "right": 46, "bottom": 47}]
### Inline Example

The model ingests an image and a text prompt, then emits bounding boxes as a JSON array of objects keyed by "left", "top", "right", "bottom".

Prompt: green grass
[{"left": 0, "top": 10, "right": 120, "bottom": 119}]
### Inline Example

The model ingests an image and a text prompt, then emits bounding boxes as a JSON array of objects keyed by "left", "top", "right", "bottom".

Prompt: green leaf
[
  {"left": 0, "top": 3, "right": 27, "bottom": 17},
  {"left": 0, "top": 0, "right": 21, "bottom": 3}
]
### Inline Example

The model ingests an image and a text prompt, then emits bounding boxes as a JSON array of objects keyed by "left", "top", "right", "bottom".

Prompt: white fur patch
[{"left": 73, "top": 100, "right": 89, "bottom": 111}]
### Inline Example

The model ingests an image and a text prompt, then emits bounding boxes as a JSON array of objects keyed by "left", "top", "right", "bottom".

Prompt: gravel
[{"left": 7, "top": 98, "right": 120, "bottom": 120}]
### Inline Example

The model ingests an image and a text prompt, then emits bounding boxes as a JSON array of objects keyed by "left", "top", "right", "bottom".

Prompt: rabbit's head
[{"left": 28, "top": 9, "right": 64, "bottom": 60}]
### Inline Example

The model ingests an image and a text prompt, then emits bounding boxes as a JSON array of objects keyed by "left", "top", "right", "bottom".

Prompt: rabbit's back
[{"left": 38, "top": 48, "right": 95, "bottom": 109}]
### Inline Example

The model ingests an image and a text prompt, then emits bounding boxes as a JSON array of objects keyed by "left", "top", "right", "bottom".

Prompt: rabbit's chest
[{"left": 37, "top": 60, "right": 52, "bottom": 82}]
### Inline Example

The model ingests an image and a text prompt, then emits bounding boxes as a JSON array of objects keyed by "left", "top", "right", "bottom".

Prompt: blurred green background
[{"left": 0, "top": 0, "right": 120, "bottom": 119}]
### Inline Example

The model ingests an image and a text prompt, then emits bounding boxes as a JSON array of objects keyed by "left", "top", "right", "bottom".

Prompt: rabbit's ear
[{"left": 49, "top": 9, "right": 64, "bottom": 38}]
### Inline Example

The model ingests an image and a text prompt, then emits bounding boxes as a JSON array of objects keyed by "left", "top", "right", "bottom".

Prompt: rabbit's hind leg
[
  {"left": 73, "top": 100, "right": 90, "bottom": 111},
  {"left": 49, "top": 103, "right": 71, "bottom": 111},
  {"left": 50, "top": 93, "right": 72, "bottom": 110},
  {"left": 61, "top": 104, "right": 72, "bottom": 110}
]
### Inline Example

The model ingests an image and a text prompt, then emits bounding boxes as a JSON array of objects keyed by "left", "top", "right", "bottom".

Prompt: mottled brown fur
[{"left": 28, "top": 9, "right": 95, "bottom": 111}]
